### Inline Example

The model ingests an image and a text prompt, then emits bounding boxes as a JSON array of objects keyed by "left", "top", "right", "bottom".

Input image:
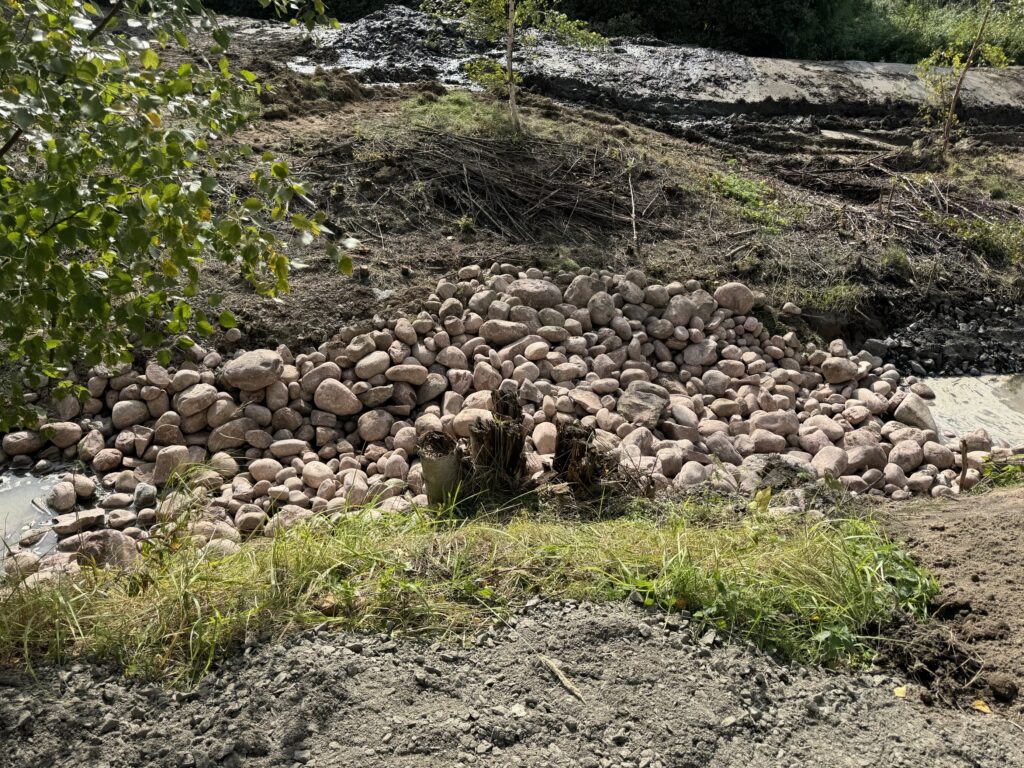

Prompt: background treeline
[{"left": 205, "top": 0, "right": 1024, "bottom": 63}]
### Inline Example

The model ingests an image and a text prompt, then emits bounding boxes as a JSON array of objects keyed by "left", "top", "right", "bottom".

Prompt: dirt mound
[
  {"left": 259, "top": 68, "right": 372, "bottom": 120},
  {"left": 875, "top": 612, "right": 983, "bottom": 707},
  {"left": 324, "top": 5, "right": 477, "bottom": 83},
  {"left": 2, "top": 601, "right": 1022, "bottom": 767},
  {"left": 884, "top": 488, "right": 1024, "bottom": 719}
]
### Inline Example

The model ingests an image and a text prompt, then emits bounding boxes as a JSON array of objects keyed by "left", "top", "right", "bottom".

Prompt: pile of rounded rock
[{"left": 2, "top": 265, "right": 1016, "bottom": 581}]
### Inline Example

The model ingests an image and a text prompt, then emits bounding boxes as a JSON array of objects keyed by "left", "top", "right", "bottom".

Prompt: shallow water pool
[
  {"left": 0, "top": 473, "right": 59, "bottom": 556},
  {"left": 924, "top": 375, "right": 1024, "bottom": 446}
]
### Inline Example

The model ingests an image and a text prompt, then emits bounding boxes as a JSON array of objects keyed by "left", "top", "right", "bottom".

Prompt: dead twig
[{"left": 538, "top": 654, "right": 586, "bottom": 703}]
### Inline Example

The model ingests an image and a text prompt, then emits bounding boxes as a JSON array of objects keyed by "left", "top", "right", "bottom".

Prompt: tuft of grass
[
  {"left": 0, "top": 499, "right": 935, "bottom": 685},
  {"left": 399, "top": 92, "right": 518, "bottom": 138},
  {"left": 709, "top": 170, "right": 789, "bottom": 233},
  {"left": 880, "top": 244, "right": 912, "bottom": 275},
  {"left": 797, "top": 281, "right": 867, "bottom": 314}
]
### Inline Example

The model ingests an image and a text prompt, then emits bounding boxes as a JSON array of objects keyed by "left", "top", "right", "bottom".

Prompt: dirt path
[
  {"left": 3, "top": 601, "right": 1022, "bottom": 768},
  {"left": 885, "top": 487, "right": 1024, "bottom": 719}
]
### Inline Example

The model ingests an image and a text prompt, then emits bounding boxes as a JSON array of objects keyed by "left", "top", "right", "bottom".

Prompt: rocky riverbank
[{"left": 3, "top": 265, "right": 1020, "bottom": 583}]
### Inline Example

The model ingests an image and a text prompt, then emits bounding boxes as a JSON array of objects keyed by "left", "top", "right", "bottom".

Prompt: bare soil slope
[
  {"left": 885, "top": 487, "right": 1024, "bottom": 719},
  {"left": 194, "top": 17, "right": 1024, "bottom": 375},
  {"left": 3, "top": 601, "right": 1023, "bottom": 768}
]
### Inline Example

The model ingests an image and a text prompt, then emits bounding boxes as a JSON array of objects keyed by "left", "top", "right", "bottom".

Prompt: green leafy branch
[{"left": 0, "top": 0, "right": 350, "bottom": 429}]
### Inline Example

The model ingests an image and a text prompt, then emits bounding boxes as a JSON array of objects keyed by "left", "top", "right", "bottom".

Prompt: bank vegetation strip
[{"left": 0, "top": 496, "right": 935, "bottom": 685}]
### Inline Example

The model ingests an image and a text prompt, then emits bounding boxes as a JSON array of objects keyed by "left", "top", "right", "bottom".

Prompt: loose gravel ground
[{"left": 3, "top": 601, "right": 1022, "bottom": 768}]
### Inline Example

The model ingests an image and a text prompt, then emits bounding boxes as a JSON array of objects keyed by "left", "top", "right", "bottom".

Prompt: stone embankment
[{"left": 3, "top": 265, "right": 1017, "bottom": 582}]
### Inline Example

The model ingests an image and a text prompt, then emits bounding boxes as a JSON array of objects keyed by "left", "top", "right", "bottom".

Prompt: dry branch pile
[{"left": 352, "top": 129, "right": 672, "bottom": 243}]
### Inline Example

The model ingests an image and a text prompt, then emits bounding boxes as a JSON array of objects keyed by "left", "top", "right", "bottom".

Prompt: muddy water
[
  {"left": 925, "top": 375, "right": 1024, "bottom": 446},
  {"left": 0, "top": 473, "right": 58, "bottom": 556}
]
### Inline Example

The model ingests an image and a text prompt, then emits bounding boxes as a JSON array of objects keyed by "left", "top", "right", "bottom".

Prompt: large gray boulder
[
  {"left": 893, "top": 392, "right": 938, "bottom": 433},
  {"left": 223, "top": 349, "right": 283, "bottom": 390},
  {"left": 616, "top": 382, "right": 669, "bottom": 429}
]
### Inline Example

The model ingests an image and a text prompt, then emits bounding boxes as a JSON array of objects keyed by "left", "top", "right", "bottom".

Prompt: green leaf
[
  {"left": 0, "top": 0, "right": 335, "bottom": 429},
  {"left": 337, "top": 253, "right": 353, "bottom": 276},
  {"left": 170, "top": 79, "right": 192, "bottom": 96}
]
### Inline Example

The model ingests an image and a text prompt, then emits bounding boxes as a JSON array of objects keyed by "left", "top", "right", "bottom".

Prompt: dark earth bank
[
  {"left": 196, "top": 7, "right": 1024, "bottom": 376},
  {"left": 3, "top": 601, "right": 1023, "bottom": 768},
  {"left": 253, "top": 6, "right": 1024, "bottom": 126},
  {"left": 884, "top": 487, "right": 1024, "bottom": 719}
]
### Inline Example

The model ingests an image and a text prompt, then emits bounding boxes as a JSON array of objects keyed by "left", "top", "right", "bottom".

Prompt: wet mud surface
[
  {"left": 229, "top": 6, "right": 1024, "bottom": 126},
  {"left": 3, "top": 601, "right": 1023, "bottom": 768}
]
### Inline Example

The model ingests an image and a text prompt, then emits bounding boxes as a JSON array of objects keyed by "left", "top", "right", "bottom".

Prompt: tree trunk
[
  {"left": 941, "top": 0, "right": 993, "bottom": 157},
  {"left": 506, "top": 0, "right": 522, "bottom": 134},
  {"left": 469, "top": 388, "right": 525, "bottom": 489}
]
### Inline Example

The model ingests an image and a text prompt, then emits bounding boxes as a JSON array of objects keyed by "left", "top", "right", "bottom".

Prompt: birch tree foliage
[
  {"left": 430, "top": 0, "right": 603, "bottom": 132},
  {"left": 0, "top": 0, "right": 345, "bottom": 429}
]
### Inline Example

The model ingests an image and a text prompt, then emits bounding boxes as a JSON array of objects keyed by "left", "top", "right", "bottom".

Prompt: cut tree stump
[
  {"left": 420, "top": 431, "right": 462, "bottom": 506},
  {"left": 469, "top": 388, "right": 526, "bottom": 491}
]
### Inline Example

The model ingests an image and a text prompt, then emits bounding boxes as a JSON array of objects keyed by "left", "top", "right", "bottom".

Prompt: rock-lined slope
[{"left": 3, "top": 264, "right": 1018, "bottom": 581}]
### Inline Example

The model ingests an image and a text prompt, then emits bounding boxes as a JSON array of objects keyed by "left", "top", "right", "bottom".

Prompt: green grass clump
[
  {"left": 880, "top": 245, "right": 912, "bottom": 275},
  {"left": 959, "top": 170, "right": 1024, "bottom": 204},
  {"left": 796, "top": 282, "right": 867, "bottom": 314},
  {"left": 399, "top": 92, "right": 518, "bottom": 137},
  {"left": 0, "top": 502, "right": 935, "bottom": 685},
  {"left": 948, "top": 217, "right": 1024, "bottom": 265},
  {"left": 979, "top": 455, "right": 1024, "bottom": 489},
  {"left": 710, "top": 171, "right": 789, "bottom": 233}
]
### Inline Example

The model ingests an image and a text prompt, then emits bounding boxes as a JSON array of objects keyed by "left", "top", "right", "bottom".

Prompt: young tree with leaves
[
  {"left": 434, "top": 0, "right": 603, "bottom": 133},
  {"left": 0, "top": 0, "right": 348, "bottom": 430},
  {"left": 915, "top": 0, "right": 1011, "bottom": 157}
]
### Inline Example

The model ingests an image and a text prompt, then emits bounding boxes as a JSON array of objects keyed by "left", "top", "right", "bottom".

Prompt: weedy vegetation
[
  {"left": 977, "top": 454, "right": 1024, "bottom": 489},
  {"left": 710, "top": 171, "right": 789, "bottom": 234},
  {"left": 0, "top": 493, "right": 935, "bottom": 686}
]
